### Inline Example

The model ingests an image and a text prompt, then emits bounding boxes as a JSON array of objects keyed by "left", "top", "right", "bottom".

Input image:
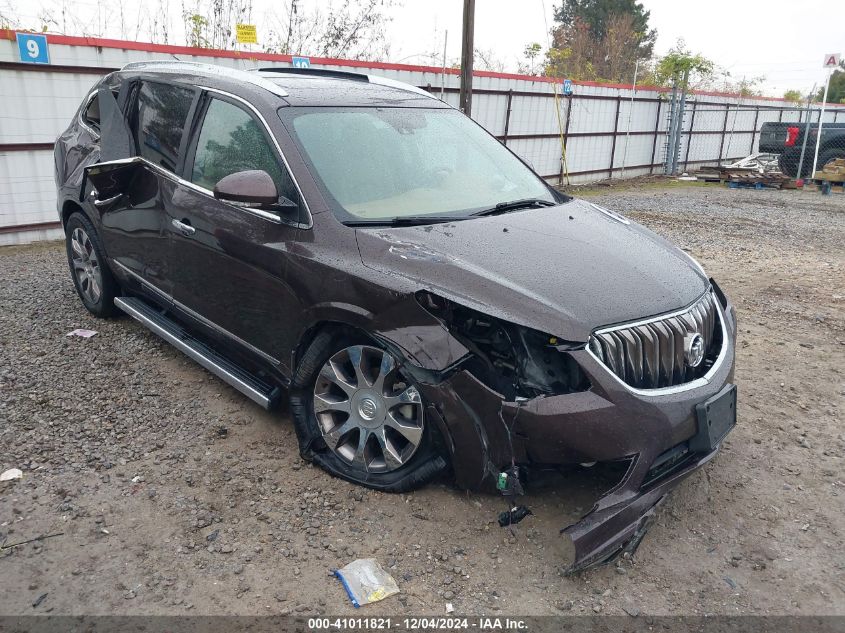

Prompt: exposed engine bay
[{"left": 416, "top": 291, "right": 589, "bottom": 400}]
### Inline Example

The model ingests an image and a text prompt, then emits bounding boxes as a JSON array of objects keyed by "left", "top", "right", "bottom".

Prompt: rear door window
[
  {"left": 189, "top": 96, "right": 296, "bottom": 202},
  {"left": 131, "top": 81, "right": 194, "bottom": 172}
]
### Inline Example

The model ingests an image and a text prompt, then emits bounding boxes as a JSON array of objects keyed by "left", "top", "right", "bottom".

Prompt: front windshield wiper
[
  {"left": 472, "top": 198, "right": 557, "bottom": 217},
  {"left": 344, "top": 216, "right": 467, "bottom": 227}
]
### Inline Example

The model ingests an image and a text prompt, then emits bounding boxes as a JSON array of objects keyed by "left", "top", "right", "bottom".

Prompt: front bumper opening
[{"left": 641, "top": 442, "right": 696, "bottom": 490}]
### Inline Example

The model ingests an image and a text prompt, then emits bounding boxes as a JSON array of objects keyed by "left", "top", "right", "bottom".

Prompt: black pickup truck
[{"left": 759, "top": 121, "right": 845, "bottom": 177}]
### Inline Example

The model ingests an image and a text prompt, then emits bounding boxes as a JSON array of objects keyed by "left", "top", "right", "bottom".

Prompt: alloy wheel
[
  {"left": 313, "top": 345, "right": 425, "bottom": 473},
  {"left": 70, "top": 227, "right": 102, "bottom": 304}
]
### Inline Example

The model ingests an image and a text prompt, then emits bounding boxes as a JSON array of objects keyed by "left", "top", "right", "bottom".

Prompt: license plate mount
[{"left": 690, "top": 384, "right": 737, "bottom": 453}]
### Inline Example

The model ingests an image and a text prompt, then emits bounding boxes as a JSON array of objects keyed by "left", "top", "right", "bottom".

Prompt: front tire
[
  {"left": 289, "top": 329, "right": 448, "bottom": 492},
  {"left": 65, "top": 212, "right": 119, "bottom": 318}
]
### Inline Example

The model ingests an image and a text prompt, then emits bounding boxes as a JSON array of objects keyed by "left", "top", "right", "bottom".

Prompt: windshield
[{"left": 280, "top": 107, "right": 559, "bottom": 223}]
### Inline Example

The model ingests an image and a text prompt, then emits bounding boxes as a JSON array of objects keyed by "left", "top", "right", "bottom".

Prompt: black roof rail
[
  {"left": 252, "top": 67, "right": 370, "bottom": 82},
  {"left": 121, "top": 61, "right": 289, "bottom": 97}
]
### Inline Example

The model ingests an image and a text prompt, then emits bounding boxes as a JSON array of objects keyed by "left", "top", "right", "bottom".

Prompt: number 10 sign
[{"left": 16, "top": 33, "right": 50, "bottom": 65}]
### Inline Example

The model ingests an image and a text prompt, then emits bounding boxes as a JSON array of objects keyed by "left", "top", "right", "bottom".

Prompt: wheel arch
[
  {"left": 61, "top": 199, "right": 88, "bottom": 229},
  {"left": 289, "top": 296, "right": 468, "bottom": 379}
]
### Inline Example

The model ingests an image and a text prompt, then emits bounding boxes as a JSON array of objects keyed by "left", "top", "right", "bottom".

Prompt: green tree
[
  {"left": 783, "top": 89, "right": 803, "bottom": 102},
  {"left": 815, "top": 62, "right": 845, "bottom": 103},
  {"left": 547, "top": 0, "right": 655, "bottom": 82},
  {"left": 518, "top": 42, "right": 543, "bottom": 75},
  {"left": 553, "top": 0, "right": 656, "bottom": 60},
  {"left": 184, "top": 13, "right": 210, "bottom": 48},
  {"left": 652, "top": 40, "right": 715, "bottom": 90}
]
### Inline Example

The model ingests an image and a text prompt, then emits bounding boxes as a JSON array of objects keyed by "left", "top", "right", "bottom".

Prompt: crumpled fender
[{"left": 370, "top": 297, "right": 470, "bottom": 372}]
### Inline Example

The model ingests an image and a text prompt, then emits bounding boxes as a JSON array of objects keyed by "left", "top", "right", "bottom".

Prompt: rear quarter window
[{"left": 81, "top": 94, "right": 101, "bottom": 130}]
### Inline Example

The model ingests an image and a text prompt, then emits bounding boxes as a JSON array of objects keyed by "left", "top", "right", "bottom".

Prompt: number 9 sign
[{"left": 16, "top": 33, "right": 50, "bottom": 65}]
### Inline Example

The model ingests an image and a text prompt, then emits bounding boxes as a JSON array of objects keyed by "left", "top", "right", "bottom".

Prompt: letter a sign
[{"left": 823, "top": 53, "right": 840, "bottom": 68}]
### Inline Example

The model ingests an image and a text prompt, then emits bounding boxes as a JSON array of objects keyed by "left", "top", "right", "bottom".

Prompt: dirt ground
[{"left": 1, "top": 182, "right": 843, "bottom": 617}]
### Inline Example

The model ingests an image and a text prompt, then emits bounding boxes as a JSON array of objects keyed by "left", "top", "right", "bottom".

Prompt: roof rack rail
[
  {"left": 120, "top": 61, "right": 289, "bottom": 97},
  {"left": 252, "top": 67, "right": 370, "bottom": 82},
  {"left": 255, "top": 66, "right": 435, "bottom": 99}
]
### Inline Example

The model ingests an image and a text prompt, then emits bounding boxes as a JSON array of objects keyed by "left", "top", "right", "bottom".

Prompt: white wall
[{"left": 2, "top": 34, "right": 844, "bottom": 245}]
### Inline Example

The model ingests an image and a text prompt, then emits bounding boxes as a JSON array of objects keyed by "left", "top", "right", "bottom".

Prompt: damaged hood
[{"left": 355, "top": 199, "right": 708, "bottom": 341}]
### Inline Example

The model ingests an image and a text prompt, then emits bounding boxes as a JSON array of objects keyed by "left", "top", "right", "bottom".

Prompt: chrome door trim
[
  {"left": 88, "top": 159, "right": 310, "bottom": 230},
  {"left": 112, "top": 260, "right": 281, "bottom": 367},
  {"left": 112, "top": 259, "right": 171, "bottom": 304},
  {"left": 78, "top": 90, "right": 101, "bottom": 139}
]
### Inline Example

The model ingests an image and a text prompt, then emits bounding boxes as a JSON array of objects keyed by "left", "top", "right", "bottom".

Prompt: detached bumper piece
[
  {"left": 560, "top": 446, "right": 719, "bottom": 573},
  {"left": 560, "top": 384, "right": 736, "bottom": 573}
]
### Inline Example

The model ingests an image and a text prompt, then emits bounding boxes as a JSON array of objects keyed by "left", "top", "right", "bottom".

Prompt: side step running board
[{"left": 114, "top": 296, "right": 281, "bottom": 410}]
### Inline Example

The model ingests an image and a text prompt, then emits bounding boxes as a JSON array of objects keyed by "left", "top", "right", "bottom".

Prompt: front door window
[{"left": 191, "top": 98, "right": 295, "bottom": 203}]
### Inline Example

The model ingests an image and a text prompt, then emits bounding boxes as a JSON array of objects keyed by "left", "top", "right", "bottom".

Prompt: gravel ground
[{"left": 1, "top": 183, "right": 843, "bottom": 617}]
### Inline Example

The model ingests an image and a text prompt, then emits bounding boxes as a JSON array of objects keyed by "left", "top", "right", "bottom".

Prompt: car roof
[{"left": 119, "top": 61, "right": 448, "bottom": 109}]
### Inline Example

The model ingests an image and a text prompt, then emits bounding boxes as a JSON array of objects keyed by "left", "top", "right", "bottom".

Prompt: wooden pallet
[{"left": 726, "top": 172, "right": 791, "bottom": 189}]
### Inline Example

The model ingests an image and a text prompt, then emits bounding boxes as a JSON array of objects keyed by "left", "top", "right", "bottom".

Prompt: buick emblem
[
  {"left": 684, "top": 333, "right": 705, "bottom": 368},
  {"left": 359, "top": 398, "right": 378, "bottom": 420}
]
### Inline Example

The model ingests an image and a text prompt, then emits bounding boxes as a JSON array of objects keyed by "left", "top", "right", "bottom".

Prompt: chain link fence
[{"left": 664, "top": 90, "right": 845, "bottom": 186}]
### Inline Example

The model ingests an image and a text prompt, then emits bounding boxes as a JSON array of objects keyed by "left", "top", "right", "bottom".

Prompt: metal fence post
[
  {"left": 683, "top": 99, "right": 697, "bottom": 172},
  {"left": 811, "top": 68, "right": 833, "bottom": 178},
  {"left": 796, "top": 97, "right": 814, "bottom": 180},
  {"left": 609, "top": 95, "right": 622, "bottom": 179},
  {"left": 561, "top": 95, "right": 573, "bottom": 185},
  {"left": 649, "top": 100, "right": 662, "bottom": 174},
  {"left": 717, "top": 103, "right": 730, "bottom": 164},
  {"left": 502, "top": 89, "right": 513, "bottom": 146},
  {"left": 663, "top": 81, "right": 678, "bottom": 174},
  {"left": 749, "top": 106, "right": 760, "bottom": 154},
  {"left": 670, "top": 70, "right": 689, "bottom": 175}
]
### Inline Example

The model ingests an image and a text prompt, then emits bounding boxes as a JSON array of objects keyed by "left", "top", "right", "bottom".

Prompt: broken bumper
[
  {"left": 560, "top": 442, "right": 721, "bottom": 571},
  {"left": 415, "top": 294, "right": 737, "bottom": 572}
]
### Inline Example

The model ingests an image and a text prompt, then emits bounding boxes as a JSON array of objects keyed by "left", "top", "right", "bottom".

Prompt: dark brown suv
[{"left": 54, "top": 61, "right": 737, "bottom": 570}]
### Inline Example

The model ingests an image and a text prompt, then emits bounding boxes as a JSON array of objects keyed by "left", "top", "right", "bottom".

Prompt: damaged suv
[{"left": 55, "top": 61, "right": 737, "bottom": 571}]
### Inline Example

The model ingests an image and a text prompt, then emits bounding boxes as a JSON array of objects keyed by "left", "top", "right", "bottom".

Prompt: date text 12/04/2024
[{"left": 307, "top": 617, "right": 529, "bottom": 630}]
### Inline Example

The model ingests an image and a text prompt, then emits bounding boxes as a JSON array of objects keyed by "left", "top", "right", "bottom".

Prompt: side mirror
[{"left": 214, "top": 170, "right": 278, "bottom": 205}]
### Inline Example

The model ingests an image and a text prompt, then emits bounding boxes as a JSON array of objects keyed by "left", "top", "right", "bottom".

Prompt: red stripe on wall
[{"left": 7, "top": 28, "right": 843, "bottom": 106}]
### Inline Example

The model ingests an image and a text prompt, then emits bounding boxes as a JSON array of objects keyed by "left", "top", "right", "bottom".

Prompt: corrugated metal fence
[{"left": 2, "top": 30, "right": 844, "bottom": 245}]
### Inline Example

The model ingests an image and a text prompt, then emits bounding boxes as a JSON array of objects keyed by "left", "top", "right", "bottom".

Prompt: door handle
[
  {"left": 171, "top": 218, "right": 196, "bottom": 236},
  {"left": 93, "top": 193, "right": 124, "bottom": 209}
]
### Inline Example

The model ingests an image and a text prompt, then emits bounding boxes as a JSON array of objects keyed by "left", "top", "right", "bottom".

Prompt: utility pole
[
  {"left": 440, "top": 30, "right": 448, "bottom": 100},
  {"left": 459, "top": 0, "right": 475, "bottom": 115}
]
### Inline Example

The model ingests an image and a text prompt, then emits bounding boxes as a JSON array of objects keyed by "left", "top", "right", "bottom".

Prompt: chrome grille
[{"left": 588, "top": 290, "right": 723, "bottom": 389}]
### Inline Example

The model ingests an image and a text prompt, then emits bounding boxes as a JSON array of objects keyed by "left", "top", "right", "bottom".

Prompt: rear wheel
[
  {"left": 289, "top": 329, "right": 448, "bottom": 492},
  {"left": 65, "top": 212, "right": 119, "bottom": 318}
]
